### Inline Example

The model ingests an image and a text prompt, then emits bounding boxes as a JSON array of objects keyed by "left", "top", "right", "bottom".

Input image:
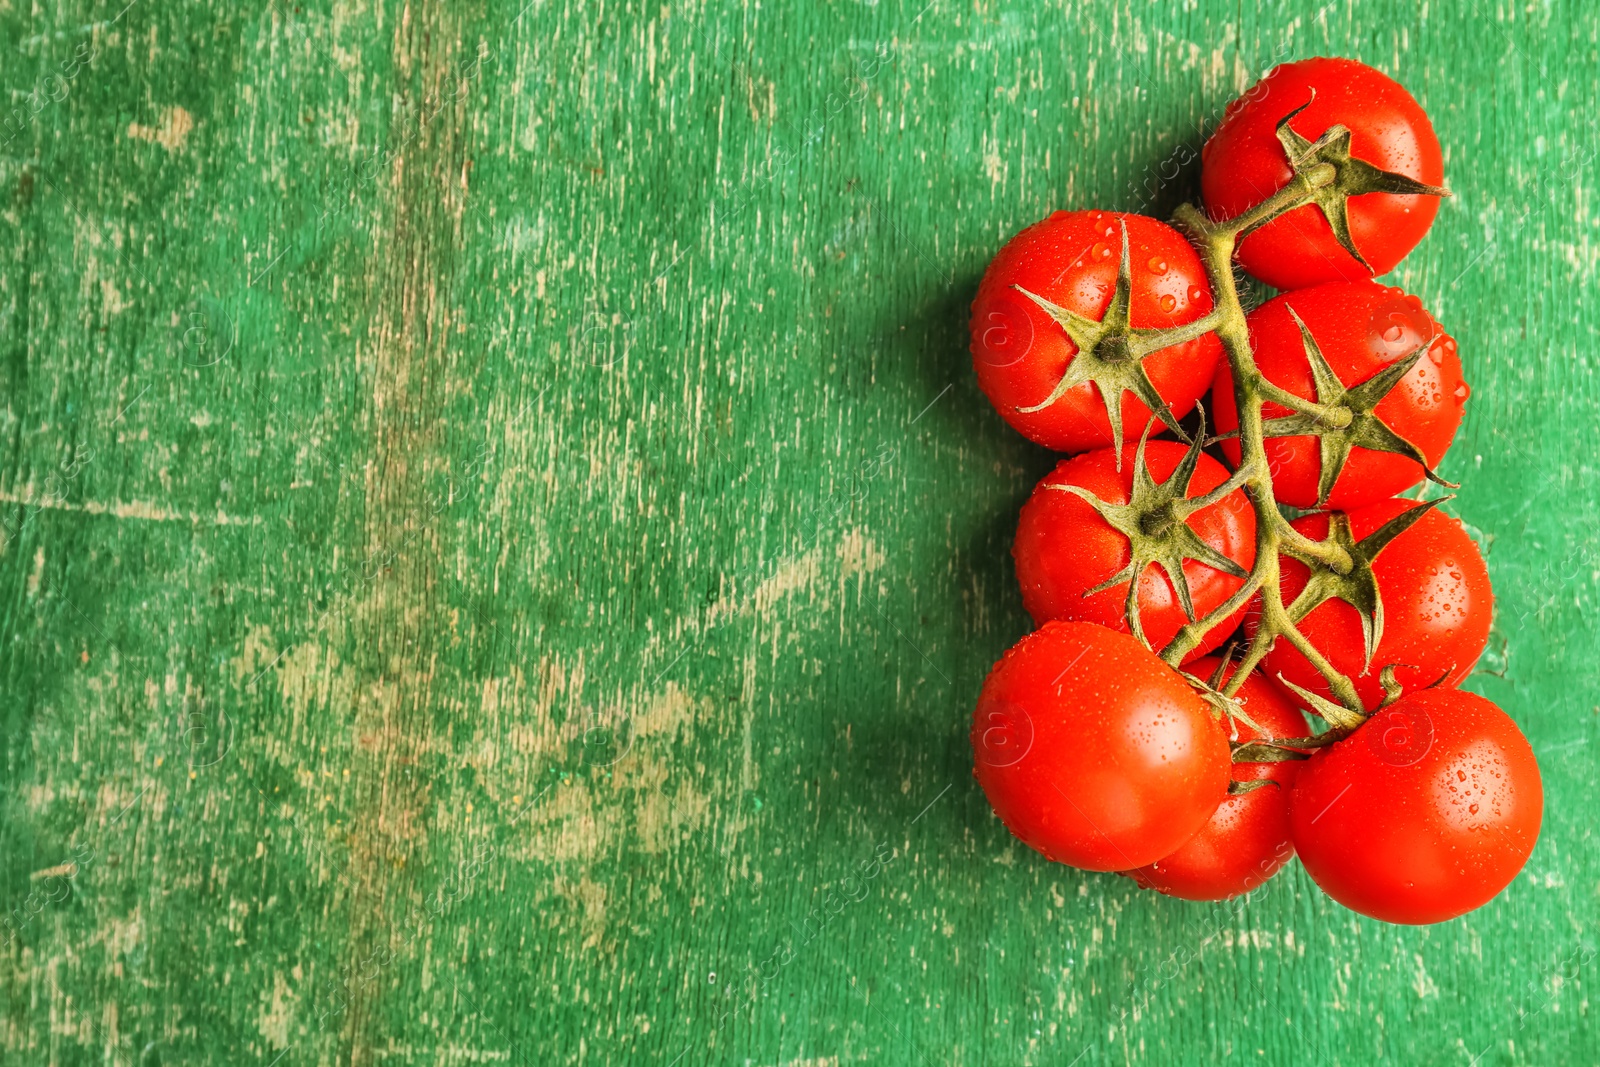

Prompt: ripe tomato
[
  {"left": 1289, "top": 688, "right": 1542, "bottom": 924},
  {"left": 1211, "top": 282, "right": 1466, "bottom": 510},
  {"left": 1201, "top": 57, "right": 1445, "bottom": 290},
  {"left": 1263, "top": 498, "right": 1493, "bottom": 711},
  {"left": 970, "top": 210, "right": 1221, "bottom": 453},
  {"left": 1125, "top": 658, "right": 1309, "bottom": 900},
  {"left": 971, "top": 622, "right": 1230, "bottom": 871},
  {"left": 1012, "top": 440, "right": 1256, "bottom": 661}
]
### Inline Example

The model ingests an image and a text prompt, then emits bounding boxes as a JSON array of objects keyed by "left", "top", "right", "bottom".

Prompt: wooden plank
[{"left": 0, "top": 0, "right": 1594, "bottom": 1063}]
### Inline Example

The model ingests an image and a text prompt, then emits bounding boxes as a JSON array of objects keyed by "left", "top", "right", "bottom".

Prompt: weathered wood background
[{"left": 0, "top": 0, "right": 1594, "bottom": 1063}]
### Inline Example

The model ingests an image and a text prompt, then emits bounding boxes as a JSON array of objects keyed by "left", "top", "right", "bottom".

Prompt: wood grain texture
[{"left": 0, "top": 1, "right": 1594, "bottom": 1064}]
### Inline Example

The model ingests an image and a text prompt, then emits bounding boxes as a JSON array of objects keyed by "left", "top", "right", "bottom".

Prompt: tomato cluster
[{"left": 967, "top": 58, "right": 1542, "bottom": 924}]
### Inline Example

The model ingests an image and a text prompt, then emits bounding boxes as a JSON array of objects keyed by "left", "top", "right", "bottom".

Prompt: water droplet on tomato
[
  {"left": 1147, "top": 256, "right": 1168, "bottom": 274},
  {"left": 1443, "top": 337, "right": 1457, "bottom": 354},
  {"left": 1093, "top": 242, "right": 1112, "bottom": 260},
  {"left": 1469, "top": 803, "right": 1480, "bottom": 815},
  {"left": 1103, "top": 224, "right": 1116, "bottom": 238},
  {"left": 1188, "top": 285, "right": 1207, "bottom": 305},
  {"left": 1382, "top": 324, "right": 1404, "bottom": 342},
  {"left": 1427, "top": 343, "right": 1445, "bottom": 366},
  {"left": 1454, "top": 381, "right": 1471, "bottom": 402},
  {"left": 1159, "top": 294, "right": 1177, "bottom": 312}
]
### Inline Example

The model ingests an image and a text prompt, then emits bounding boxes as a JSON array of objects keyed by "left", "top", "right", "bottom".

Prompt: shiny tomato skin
[
  {"left": 1013, "top": 441, "right": 1256, "bottom": 662},
  {"left": 1289, "top": 688, "right": 1542, "bottom": 924},
  {"left": 970, "top": 210, "right": 1222, "bottom": 453},
  {"left": 1211, "top": 282, "right": 1466, "bottom": 510},
  {"left": 1126, "top": 658, "right": 1309, "bottom": 900},
  {"left": 1201, "top": 57, "right": 1444, "bottom": 290},
  {"left": 1263, "top": 498, "right": 1493, "bottom": 711},
  {"left": 971, "top": 622, "right": 1230, "bottom": 872}
]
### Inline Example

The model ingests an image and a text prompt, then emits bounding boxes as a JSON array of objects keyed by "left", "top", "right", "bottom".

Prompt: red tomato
[
  {"left": 1263, "top": 498, "right": 1493, "bottom": 711},
  {"left": 1201, "top": 57, "right": 1444, "bottom": 289},
  {"left": 1212, "top": 282, "right": 1466, "bottom": 510},
  {"left": 971, "top": 622, "right": 1230, "bottom": 871},
  {"left": 970, "top": 210, "right": 1221, "bottom": 453},
  {"left": 1012, "top": 440, "right": 1256, "bottom": 661},
  {"left": 1289, "top": 688, "right": 1542, "bottom": 924},
  {"left": 1125, "top": 658, "right": 1309, "bottom": 900}
]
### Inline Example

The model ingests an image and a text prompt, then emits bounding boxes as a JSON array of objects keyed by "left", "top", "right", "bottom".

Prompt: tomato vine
[{"left": 1158, "top": 129, "right": 1448, "bottom": 720}]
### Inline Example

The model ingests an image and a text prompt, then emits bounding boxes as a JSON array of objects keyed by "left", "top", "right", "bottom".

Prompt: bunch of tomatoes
[{"left": 967, "top": 58, "right": 1542, "bottom": 924}]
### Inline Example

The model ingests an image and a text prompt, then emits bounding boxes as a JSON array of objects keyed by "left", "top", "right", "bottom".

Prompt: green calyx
[
  {"left": 1248, "top": 305, "right": 1456, "bottom": 506},
  {"left": 1273, "top": 675, "right": 1369, "bottom": 733},
  {"left": 1179, "top": 651, "right": 1266, "bottom": 736},
  {"left": 1282, "top": 497, "right": 1448, "bottom": 671},
  {"left": 1261, "top": 96, "right": 1452, "bottom": 271},
  {"left": 1180, "top": 656, "right": 1331, "bottom": 770},
  {"left": 1268, "top": 662, "right": 1450, "bottom": 736},
  {"left": 1230, "top": 739, "right": 1315, "bottom": 764},
  {"left": 1011, "top": 221, "right": 1217, "bottom": 456},
  {"left": 1048, "top": 415, "right": 1249, "bottom": 645}
]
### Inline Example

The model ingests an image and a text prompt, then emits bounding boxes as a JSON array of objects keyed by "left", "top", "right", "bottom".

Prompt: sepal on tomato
[
  {"left": 1273, "top": 673, "right": 1367, "bottom": 732},
  {"left": 1270, "top": 305, "right": 1455, "bottom": 505},
  {"left": 1229, "top": 740, "right": 1313, "bottom": 765},
  {"left": 1046, "top": 412, "right": 1248, "bottom": 647},
  {"left": 1265, "top": 96, "right": 1451, "bottom": 273},
  {"left": 1212, "top": 303, "right": 1457, "bottom": 506},
  {"left": 1281, "top": 496, "right": 1448, "bottom": 670},
  {"left": 1012, "top": 221, "right": 1214, "bottom": 456},
  {"left": 1179, "top": 652, "right": 1268, "bottom": 736}
]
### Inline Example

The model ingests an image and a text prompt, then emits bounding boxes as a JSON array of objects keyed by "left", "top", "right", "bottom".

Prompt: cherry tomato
[
  {"left": 1201, "top": 57, "right": 1444, "bottom": 290},
  {"left": 1289, "top": 688, "right": 1542, "bottom": 924},
  {"left": 1125, "top": 658, "right": 1309, "bottom": 900},
  {"left": 1263, "top": 498, "right": 1493, "bottom": 711},
  {"left": 970, "top": 210, "right": 1221, "bottom": 453},
  {"left": 1012, "top": 440, "right": 1256, "bottom": 661},
  {"left": 1211, "top": 282, "right": 1466, "bottom": 510},
  {"left": 971, "top": 621, "right": 1230, "bottom": 871}
]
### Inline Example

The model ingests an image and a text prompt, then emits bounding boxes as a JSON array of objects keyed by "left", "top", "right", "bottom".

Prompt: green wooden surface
[{"left": 0, "top": 1, "right": 1595, "bottom": 1063}]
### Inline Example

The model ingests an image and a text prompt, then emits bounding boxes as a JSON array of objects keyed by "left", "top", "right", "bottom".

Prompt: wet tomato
[
  {"left": 972, "top": 622, "right": 1230, "bottom": 871},
  {"left": 1202, "top": 57, "right": 1445, "bottom": 289},
  {"left": 1263, "top": 497, "right": 1493, "bottom": 712},
  {"left": 1289, "top": 688, "right": 1542, "bottom": 924},
  {"left": 1125, "top": 658, "right": 1309, "bottom": 900},
  {"left": 1211, "top": 281, "right": 1466, "bottom": 511},
  {"left": 1012, "top": 440, "right": 1255, "bottom": 661},
  {"left": 970, "top": 210, "right": 1221, "bottom": 453}
]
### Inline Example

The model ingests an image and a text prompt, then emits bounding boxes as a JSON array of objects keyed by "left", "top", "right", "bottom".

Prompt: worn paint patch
[
  {"left": 703, "top": 527, "right": 886, "bottom": 631},
  {"left": 257, "top": 970, "right": 298, "bottom": 1050},
  {"left": 126, "top": 105, "right": 194, "bottom": 151},
  {"left": 0, "top": 489, "right": 261, "bottom": 526}
]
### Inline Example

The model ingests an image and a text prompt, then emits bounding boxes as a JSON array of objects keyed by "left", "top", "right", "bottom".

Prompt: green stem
[
  {"left": 1156, "top": 190, "right": 1367, "bottom": 720},
  {"left": 1220, "top": 615, "right": 1277, "bottom": 699},
  {"left": 1274, "top": 512, "right": 1353, "bottom": 574}
]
